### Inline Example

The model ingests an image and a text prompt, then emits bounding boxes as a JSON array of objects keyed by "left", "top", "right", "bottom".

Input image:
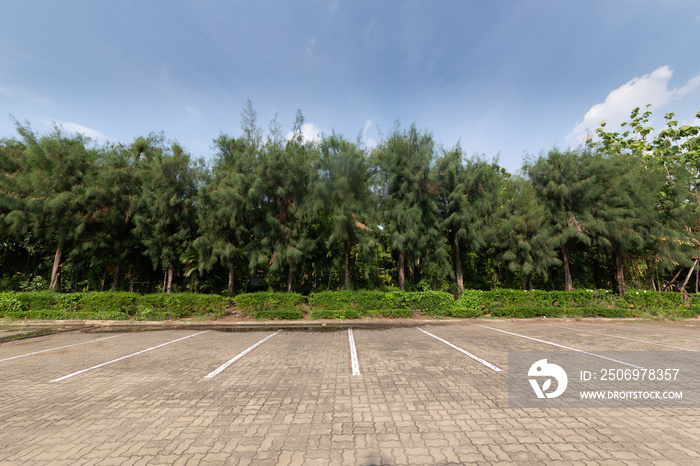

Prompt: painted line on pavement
[
  {"left": 51, "top": 331, "right": 210, "bottom": 382},
  {"left": 553, "top": 325, "right": 699, "bottom": 352},
  {"left": 477, "top": 325, "right": 644, "bottom": 369},
  {"left": 205, "top": 330, "right": 281, "bottom": 379},
  {"left": 348, "top": 328, "right": 361, "bottom": 376},
  {"left": 0, "top": 334, "right": 124, "bottom": 363},
  {"left": 418, "top": 328, "right": 502, "bottom": 372}
]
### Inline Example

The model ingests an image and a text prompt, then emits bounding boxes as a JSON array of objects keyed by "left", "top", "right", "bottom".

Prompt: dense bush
[
  {"left": 403, "top": 291, "right": 455, "bottom": 315},
  {"left": 487, "top": 307, "right": 638, "bottom": 318},
  {"left": 0, "top": 292, "right": 230, "bottom": 320},
  {"left": 308, "top": 290, "right": 454, "bottom": 314},
  {"left": 308, "top": 291, "right": 354, "bottom": 311},
  {"left": 0, "top": 289, "right": 696, "bottom": 321},
  {"left": 234, "top": 292, "right": 305, "bottom": 316}
]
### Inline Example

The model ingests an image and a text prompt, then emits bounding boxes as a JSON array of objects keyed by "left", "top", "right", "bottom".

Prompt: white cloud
[
  {"left": 361, "top": 120, "right": 378, "bottom": 148},
  {"left": 286, "top": 122, "right": 323, "bottom": 143},
  {"left": 306, "top": 37, "right": 316, "bottom": 55},
  {"left": 53, "top": 121, "right": 106, "bottom": 141},
  {"left": 362, "top": 119, "right": 372, "bottom": 137},
  {"left": 567, "top": 66, "right": 700, "bottom": 144}
]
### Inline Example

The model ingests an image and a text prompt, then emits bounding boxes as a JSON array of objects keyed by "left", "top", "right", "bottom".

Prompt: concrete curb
[{"left": 0, "top": 316, "right": 663, "bottom": 337}]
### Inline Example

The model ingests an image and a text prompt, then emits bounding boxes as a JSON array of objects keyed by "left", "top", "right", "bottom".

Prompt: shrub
[
  {"left": 235, "top": 292, "right": 304, "bottom": 315},
  {"left": 134, "top": 307, "right": 169, "bottom": 321},
  {"left": 308, "top": 291, "right": 354, "bottom": 310},
  {"left": 621, "top": 290, "right": 687, "bottom": 309},
  {"left": 352, "top": 291, "right": 410, "bottom": 311},
  {"left": 0, "top": 293, "right": 28, "bottom": 317},
  {"left": 79, "top": 292, "right": 138, "bottom": 315},
  {"left": 404, "top": 291, "right": 455, "bottom": 315}
]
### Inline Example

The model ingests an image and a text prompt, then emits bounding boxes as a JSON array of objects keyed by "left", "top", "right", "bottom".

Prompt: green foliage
[
  {"left": 0, "top": 291, "right": 228, "bottom": 320},
  {"left": 235, "top": 292, "right": 305, "bottom": 315},
  {"left": 308, "top": 291, "right": 355, "bottom": 310},
  {"left": 2, "top": 105, "right": 700, "bottom": 297},
  {"left": 375, "top": 122, "right": 448, "bottom": 290},
  {"left": 79, "top": 292, "right": 138, "bottom": 315},
  {"left": 488, "top": 307, "right": 638, "bottom": 318},
  {"left": 132, "top": 139, "right": 198, "bottom": 293},
  {"left": 453, "top": 290, "right": 485, "bottom": 317},
  {"left": 0, "top": 293, "right": 27, "bottom": 314},
  {"left": 620, "top": 290, "right": 687, "bottom": 309},
  {"left": 134, "top": 307, "right": 167, "bottom": 321},
  {"left": 403, "top": 291, "right": 455, "bottom": 315}
]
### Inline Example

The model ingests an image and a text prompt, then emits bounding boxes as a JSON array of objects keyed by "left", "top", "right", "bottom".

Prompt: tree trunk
[
  {"left": 521, "top": 274, "right": 528, "bottom": 291},
  {"left": 454, "top": 238, "right": 464, "bottom": 298},
  {"left": 111, "top": 259, "right": 122, "bottom": 292},
  {"left": 49, "top": 243, "right": 63, "bottom": 292},
  {"left": 398, "top": 250, "right": 405, "bottom": 291},
  {"left": 227, "top": 262, "right": 236, "bottom": 297},
  {"left": 287, "top": 258, "right": 294, "bottom": 292},
  {"left": 166, "top": 264, "right": 174, "bottom": 294},
  {"left": 344, "top": 241, "right": 351, "bottom": 291},
  {"left": 614, "top": 251, "right": 626, "bottom": 296},
  {"left": 681, "top": 259, "right": 698, "bottom": 292},
  {"left": 561, "top": 245, "right": 573, "bottom": 292}
]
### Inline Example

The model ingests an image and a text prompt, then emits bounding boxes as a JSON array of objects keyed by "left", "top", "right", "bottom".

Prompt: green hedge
[
  {"left": 235, "top": 292, "right": 305, "bottom": 315},
  {"left": 308, "top": 290, "right": 454, "bottom": 315},
  {"left": 0, "top": 292, "right": 231, "bottom": 321},
  {"left": 1, "top": 289, "right": 697, "bottom": 321},
  {"left": 310, "top": 308, "right": 414, "bottom": 320}
]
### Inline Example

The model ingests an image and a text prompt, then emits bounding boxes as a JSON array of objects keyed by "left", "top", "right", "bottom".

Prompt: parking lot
[{"left": 1, "top": 319, "right": 699, "bottom": 465}]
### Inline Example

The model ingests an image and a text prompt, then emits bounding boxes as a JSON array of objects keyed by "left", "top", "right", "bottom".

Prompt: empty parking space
[{"left": 1, "top": 320, "right": 699, "bottom": 464}]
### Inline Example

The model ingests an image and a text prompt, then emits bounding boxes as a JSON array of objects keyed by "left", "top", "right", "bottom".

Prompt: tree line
[{"left": 1, "top": 103, "right": 698, "bottom": 297}]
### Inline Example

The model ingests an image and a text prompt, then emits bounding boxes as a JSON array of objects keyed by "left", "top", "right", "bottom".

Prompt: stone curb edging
[{"left": 0, "top": 316, "right": 659, "bottom": 339}]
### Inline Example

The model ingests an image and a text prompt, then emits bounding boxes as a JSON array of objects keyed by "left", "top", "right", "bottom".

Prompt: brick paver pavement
[{"left": 0, "top": 320, "right": 699, "bottom": 464}]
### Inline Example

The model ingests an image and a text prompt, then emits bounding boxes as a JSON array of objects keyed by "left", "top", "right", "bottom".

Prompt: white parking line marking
[
  {"left": 51, "top": 331, "right": 210, "bottom": 382},
  {"left": 477, "top": 325, "right": 644, "bottom": 369},
  {"left": 0, "top": 335, "right": 123, "bottom": 363},
  {"left": 204, "top": 330, "right": 281, "bottom": 379},
  {"left": 348, "top": 328, "right": 361, "bottom": 376},
  {"left": 553, "top": 325, "right": 700, "bottom": 352},
  {"left": 418, "top": 328, "right": 503, "bottom": 372}
]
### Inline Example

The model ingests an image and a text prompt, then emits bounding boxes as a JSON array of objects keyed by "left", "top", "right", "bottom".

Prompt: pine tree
[
  {"left": 250, "top": 110, "right": 318, "bottom": 292},
  {"left": 317, "top": 133, "right": 375, "bottom": 290},
  {"left": 72, "top": 142, "right": 141, "bottom": 291},
  {"left": 435, "top": 145, "right": 504, "bottom": 296},
  {"left": 375, "top": 122, "right": 446, "bottom": 290},
  {"left": 526, "top": 149, "right": 597, "bottom": 291},
  {"left": 497, "top": 177, "right": 560, "bottom": 289},
  {"left": 133, "top": 139, "right": 197, "bottom": 293},
  {"left": 2, "top": 122, "right": 94, "bottom": 291},
  {"left": 194, "top": 134, "right": 256, "bottom": 296}
]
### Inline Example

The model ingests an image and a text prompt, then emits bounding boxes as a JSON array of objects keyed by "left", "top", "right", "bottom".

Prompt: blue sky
[{"left": 1, "top": 0, "right": 699, "bottom": 173}]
